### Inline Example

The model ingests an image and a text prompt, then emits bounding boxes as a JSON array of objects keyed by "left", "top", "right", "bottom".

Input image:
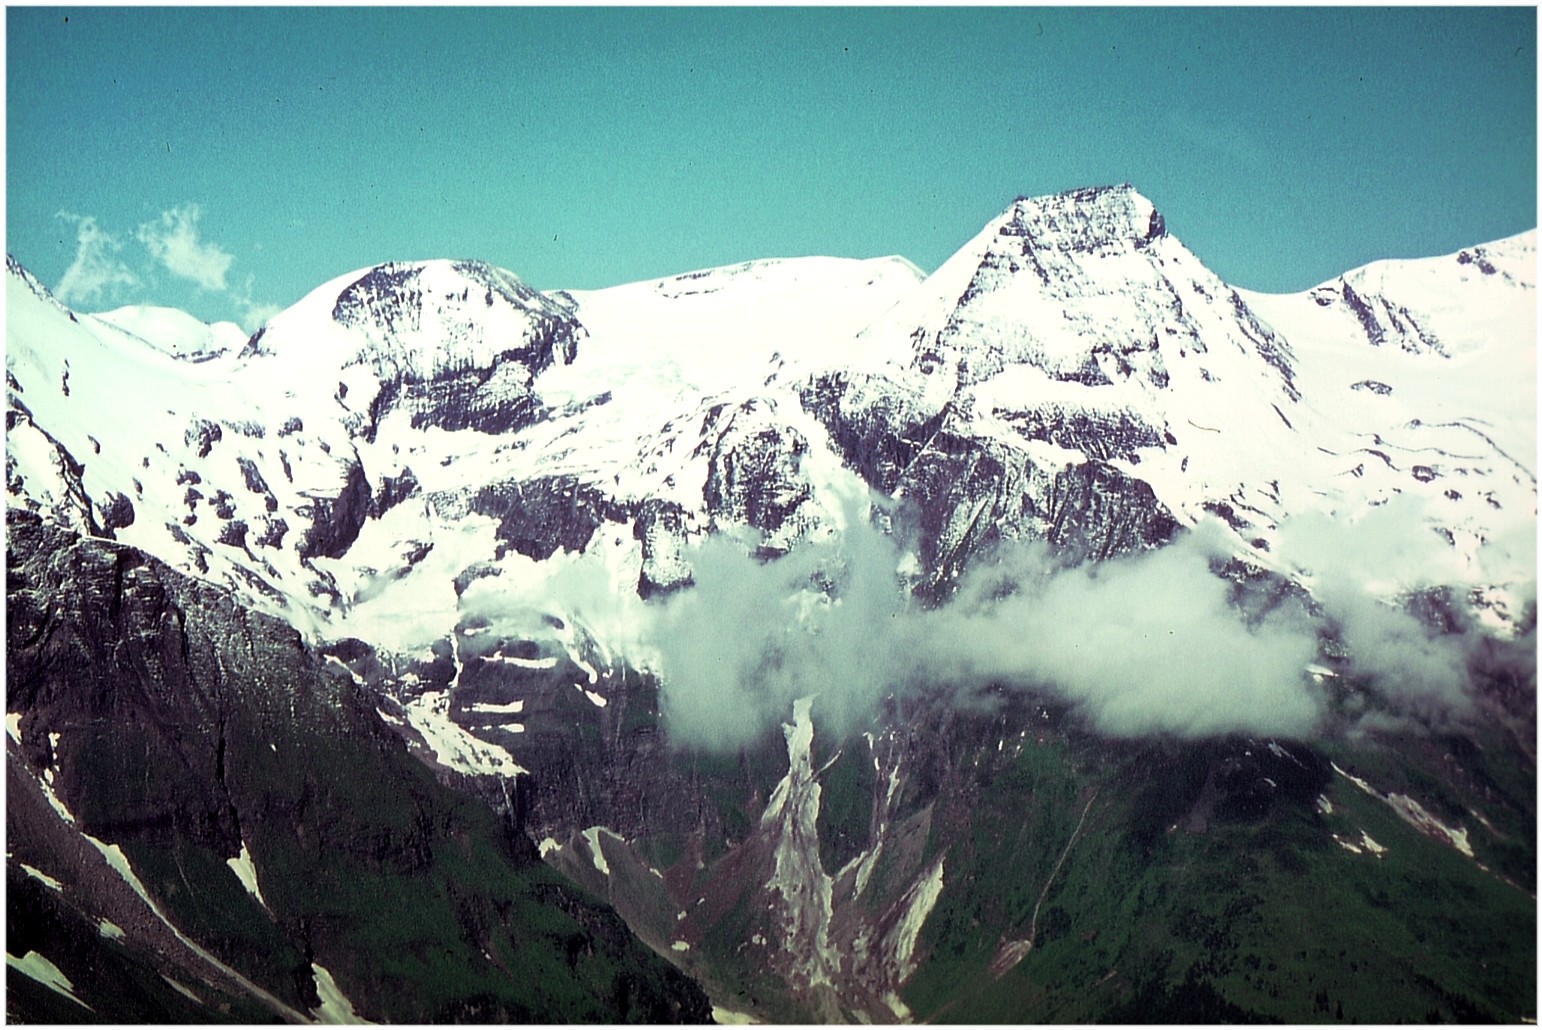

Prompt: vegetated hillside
[
  {"left": 5, "top": 510, "right": 711, "bottom": 1024},
  {"left": 883, "top": 696, "right": 1535, "bottom": 1023}
]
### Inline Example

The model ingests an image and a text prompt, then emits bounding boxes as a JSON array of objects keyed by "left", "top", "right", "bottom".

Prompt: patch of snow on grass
[
  {"left": 1359, "top": 832, "right": 1387, "bottom": 856},
  {"left": 311, "top": 963, "right": 369, "bottom": 1024},
  {"left": 1330, "top": 762, "right": 1376, "bottom": 796},
  {"left": 569, "top": 649, "right": 600, "bottom": 684},
  {"left": 226, "top": 842, "right": 266, "bottom": 908},
  {"left": 482, "top": 653, "right": 558, "bottom": 670},
  {"left": 582, "top": 826, "right": 621, "bottom": 876},
  {"left": 323, "top": 655, "right": 366, "bottom": 685},
  {"left": 1334, "top": 765, "right": 1476, "bottom": 859},
  {"left": 1386, "top": 793, "right": 1474, "bottom": 857},
  {"left": 97, "top": 920, "right": 125, "bottom": 940},
  {"left": 889, "top": 856, "right": 946, "bottom": 982},
  {"left": 468, "top": 700, "right": 525, "bottom": 715},
  {"left": 539, "top": 837, "right": 562, "bottom": 858},
  {"left": 38, "top": 772, "right": 77, "bottom": 825},
  {"left": 6, "top": 712, "right": 21, "bottom": 745},
  {"left": 711, "top": 1006, "right": 761, "bottom": 1025},
  {"left": 7, "top": 950, "right": 92, "bottom": 1010},
  {"left": 20, "top": 863, "right": 61, "bottom": 890},
  {"left": 401, "top": 690, "right": 525, "bottom": 776}
]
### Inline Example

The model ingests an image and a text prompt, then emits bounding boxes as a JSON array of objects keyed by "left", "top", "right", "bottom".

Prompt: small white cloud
[
  {"left": 232, "top": 274, "right": 282, "bottom": 333},
  {"left": 54, "top": 212, "right": 140, "bottom": 305},
  {"left": 238, "top": 300, "right": 283, "bottom": 333},
  {"left": 136, "top": 203, "right": 233, "bottom": 292}
]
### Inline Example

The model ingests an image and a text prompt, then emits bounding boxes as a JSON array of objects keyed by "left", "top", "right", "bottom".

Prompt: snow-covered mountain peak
[
  {"left": 230, "top": 257, "right": 586, "bottom": 440},
  {"left": 1002, "top": 183, "right": 1167, "bottom": 255},
  {"left": 5, "top": 188, "right": 1534, "bottom": 671},
  {"left": 847, "top": 182, "right": 1295, "bottom": 407},
  {"left": 246, "top": 257, "right": 582, "bottom": 383}
]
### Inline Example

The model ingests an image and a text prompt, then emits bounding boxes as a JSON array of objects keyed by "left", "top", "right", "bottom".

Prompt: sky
[{"left": 6, "top": 6, "right": 1537, "bottom": 330}]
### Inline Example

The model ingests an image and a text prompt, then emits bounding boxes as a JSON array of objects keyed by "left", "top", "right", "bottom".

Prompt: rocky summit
[{"left": 7, "top": 185, "right": 1536, "bottom": 1022}]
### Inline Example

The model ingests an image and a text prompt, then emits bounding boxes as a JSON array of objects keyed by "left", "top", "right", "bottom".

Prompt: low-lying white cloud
[
  {"left": 641, "top": 516, "right": 1327, "bottom": 748},
  {"left": 232, "top": 273, "right": 283, "bottom": 332},
  {"left": 650, "top": 522, "right": 910, "bottom": 749},
  {"left": 632, "top": 499, "right": 1532, "bottom": 750},
  {"left": 439, "top": 488, "right": 1531, "bottom": 752},
  {"left": 920, "top": 523, "right": 1325, "bottom": 738},
  {"left": 1270, "top": 496, "right": 1519, "bottom": 719}
]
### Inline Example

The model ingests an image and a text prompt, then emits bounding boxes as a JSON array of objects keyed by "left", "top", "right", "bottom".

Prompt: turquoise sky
[{"left": 7, "top": 6, "right": 1537, "bottom": 329}]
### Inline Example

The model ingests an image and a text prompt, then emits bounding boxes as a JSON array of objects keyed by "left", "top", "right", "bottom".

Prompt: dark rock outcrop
[
  {"left": 701, "top": 400, "right": 812, "bottom": 540},
  {"left": 472, "top": 475, "right": 626, "bottom": 561},
  {"left": 296, "top": 459, "right": 372, "bottom": 560}
]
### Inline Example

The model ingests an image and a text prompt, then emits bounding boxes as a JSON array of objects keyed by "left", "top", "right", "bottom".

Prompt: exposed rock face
[
  {"left": 4, "top": 510, "right": 712, "bottom": 1024},
  {"left": 3, "top": 404, "right": 101, "bottom": 537},
  {"left": 471, "top": 475, "right": 626, "bottom": 561},
  {"left": 184, "top": 418, "right": 223, "bottom": 459},
  {"left": 634, "top": 498, "right": 696, "bottom": 598},
  {"left": 331, "top": 260, "right": 584, "bottom": 435},
  {"left": 296, "top": 457, "right": 372, "bottom": 560},
  {"left": 701, "top": 398, "right": 815, "bottom": 544},
  {"left": 1043, "top": 459, "right": 1181, "bottom": 563}
]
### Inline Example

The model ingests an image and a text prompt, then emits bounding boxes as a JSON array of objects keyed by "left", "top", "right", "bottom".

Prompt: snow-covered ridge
[
  {"left": 237, "top": 258, "right": 583, "bottom": 411},
  {"left": 6, "top": 187, "right": 1536, "bottom": 786},
  {"left": 90, "top": 305, "right": 248, "bottom": 362}
]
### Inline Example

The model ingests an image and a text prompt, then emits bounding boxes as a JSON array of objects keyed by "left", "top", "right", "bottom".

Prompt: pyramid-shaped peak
[{"left": 1001, "top": 184, "right": 1167, "bottom": 253}]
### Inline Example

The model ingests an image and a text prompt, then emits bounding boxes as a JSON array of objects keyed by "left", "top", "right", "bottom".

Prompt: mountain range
[{"left": 6, "top": 184, "right": 1536, "bottom": 1022}]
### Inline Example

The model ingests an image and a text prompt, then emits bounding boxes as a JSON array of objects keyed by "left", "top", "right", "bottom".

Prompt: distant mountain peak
[
  {"left": 328, "top": 258, "right": 567, "bottom": 339},
  {"left": 239, "top": 257, "right": 583, "bottom": 386},
  {"left": 1001, "top": 183, "right": 1166, "bottom": 254}
]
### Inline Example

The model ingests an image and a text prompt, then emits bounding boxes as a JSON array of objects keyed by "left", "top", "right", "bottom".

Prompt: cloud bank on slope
[{"left": 638, "top": 499, "right": 1534, "bottom": 751}]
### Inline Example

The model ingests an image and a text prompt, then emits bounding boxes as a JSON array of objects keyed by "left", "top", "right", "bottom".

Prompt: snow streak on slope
[
  {"left": 7, "top": 950, "right": 92, "bottom": 1011},
  {"left": 759, "top": 697, "right": 839, "bottom": 994}
]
